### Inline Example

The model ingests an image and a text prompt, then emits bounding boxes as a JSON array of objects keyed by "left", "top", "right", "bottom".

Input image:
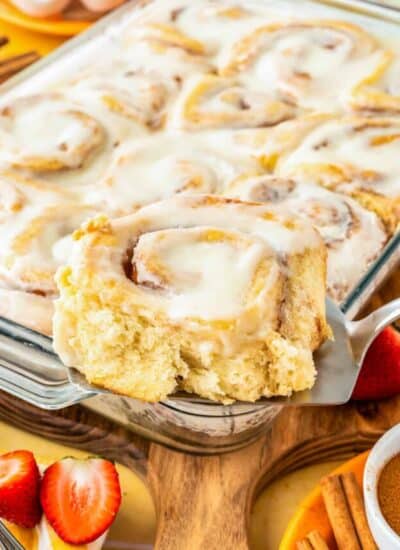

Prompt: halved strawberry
[
  {"left": 40, "top": 457, "right": 121, "bottom": 545},
  {"left": 352, "top": 326, "right": 400, "bottom": 400},
  {"left": 0, "top": 450, "right": 41, "bottom": 528}
]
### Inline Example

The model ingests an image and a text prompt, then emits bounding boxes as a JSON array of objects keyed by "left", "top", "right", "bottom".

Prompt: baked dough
[{"left": 54, "top": 195, "right": 329, "bottom": 403}]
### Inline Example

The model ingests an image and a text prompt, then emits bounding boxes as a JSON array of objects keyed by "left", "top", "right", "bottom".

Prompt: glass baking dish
[{"left": 0, "top": 0, "right": 399, "bottom": 454}]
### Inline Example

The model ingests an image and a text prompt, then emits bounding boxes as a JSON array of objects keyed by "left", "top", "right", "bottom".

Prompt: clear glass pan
[{"left": 0, "top": 0, "right": 398, "bottom": 453}]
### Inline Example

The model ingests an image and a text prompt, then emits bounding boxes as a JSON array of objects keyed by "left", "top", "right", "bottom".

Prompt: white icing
[
  {"left": 105, "top": 195, "right": 322, "bottom": 328},
  {"left": 0, "top": 175, "right": 94, "bottom": 293},
  {"left": 228, "top": 175, "right": 388, "bottom": 299},
  {"left": 279, "top": 117, "right": 400, "bottom": 197},
  {"left": 381, "top": 56, "right": 400, "bottom": 96},
  {"left": 218, "top": 23, "right": 386, "bottom": 111},
  {"left": 0, "top": 96, "right": 105, "bottom": 169},
  {"left": 169, "top": 74, "right": 295, "bottom": 130},
  {"left": 85, "top": 132, "right": 260, "bottom": 215},
  {"left": 135, "top": 227, "right": 271, "bottom": 319}
]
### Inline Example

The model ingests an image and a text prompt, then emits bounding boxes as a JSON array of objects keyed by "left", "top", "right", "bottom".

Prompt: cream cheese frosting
[
  {"left": 0, "top": 95, "right": 105, "bottom": 171},
  {"left": 0, "top": 171, "right": 95, "bottom": 295},
  {"left": 278, "top": 116, "right": 400, "bottom": 199},
  {"left": 227, "top": 175, "right": 388, "bottom": 300},
  {"left": 84, "top": 131, "right": 262, "bottom": 215},
  {"left": 0, "top": 0, "right": 399, "bottom": 346}
]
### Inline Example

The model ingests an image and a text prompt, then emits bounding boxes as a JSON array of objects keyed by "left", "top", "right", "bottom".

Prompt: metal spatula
[{"left": 0, "top": 297, "right": 399, "bottom": 409}]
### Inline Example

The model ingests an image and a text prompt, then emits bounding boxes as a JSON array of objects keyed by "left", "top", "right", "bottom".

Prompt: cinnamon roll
[
  {"left": 53, "top": 195, "right": 329, "bottom": 403},
  {"left": 67, "top": 66, "right": 169, "bottom": 131},
  {"left": 0, "top": 94, "right": 105, "bottom": 172},
  {"left": 84, "top": 132, "right": 262, "bottom": 215},
  {"left": 161, "top": 1, "right": 267, "bottom": 52},
  {"left": 268, "top": 115, "right": 400, "bottom": 232},
  {"left": 170, "top": 74, "right": 295, "bottom": 130},
  {"left": 119, "top": 21, "right": 215, "bottom": 113},
  {"left": 227, "top": 175, "right": 388, "bottom": 301},
  {"left": 0, "top": 172, "right": 95, "bottom": 296},
  {"left": 218, "top": 20, "right": 386, "bottom": 111}
]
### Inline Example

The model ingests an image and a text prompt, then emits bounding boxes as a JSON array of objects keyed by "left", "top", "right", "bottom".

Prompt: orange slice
[{"left": 280, "top": 451, "right": 370, "bottom": 550}]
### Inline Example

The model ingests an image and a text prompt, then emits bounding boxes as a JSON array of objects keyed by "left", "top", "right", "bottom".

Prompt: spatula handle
[{"left": 347, "top": 298, "right": 400, "bottom": 365}]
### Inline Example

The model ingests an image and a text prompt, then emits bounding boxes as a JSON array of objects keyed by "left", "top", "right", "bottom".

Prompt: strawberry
[
  {"left": 352, "top": 326, "right": 400, "bottom": 400},
  {"left": 40, "top": 457, "right": 121, "bottom": 545},
  {"left": 0, "top": 450, "right": 41, "bottom": 528}
]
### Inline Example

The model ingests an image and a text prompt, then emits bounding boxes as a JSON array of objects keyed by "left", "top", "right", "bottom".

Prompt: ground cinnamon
[{"left": 378, "top": 452, "right": 400, "bottom": 535}]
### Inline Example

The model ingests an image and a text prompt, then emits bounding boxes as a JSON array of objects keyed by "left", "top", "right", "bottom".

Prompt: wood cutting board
[{"left": 0, "top": 391, "right": 399, "bottom": 549}]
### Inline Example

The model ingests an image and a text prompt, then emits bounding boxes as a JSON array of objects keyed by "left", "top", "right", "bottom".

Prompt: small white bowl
[{"left": 364, "top": 424, "right": 400, "bottom": 548}]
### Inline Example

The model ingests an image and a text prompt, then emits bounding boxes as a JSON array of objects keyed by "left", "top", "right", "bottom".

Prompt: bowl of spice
[{"left": 364, "top": 424, "right": 400, "bottom": 548}]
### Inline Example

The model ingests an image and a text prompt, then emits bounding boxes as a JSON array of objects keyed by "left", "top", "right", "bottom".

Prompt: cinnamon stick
[
  {"left": 307, "top": 530, "right": 330, "bottom": 550},
  {"left": 296, "top": 540, "right": 313, "bottom": 550},
  {"left": 296, "top": 530, "right": 330, "bottom": 550},
  {"left": 0, "top": 52, "right": 40, "bottom": 83},
  {"left": 342, "top": 472, "right": 377, "bottom": 550},
  {"left": 320, "top": 475, "right": 361, "bottom": 550}
]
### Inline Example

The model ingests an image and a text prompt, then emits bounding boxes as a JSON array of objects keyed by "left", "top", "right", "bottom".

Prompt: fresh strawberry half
[
  {"left": 40, "top": 457, "right": 121, "bottom": 545},
  {"left": 0, "top": 450, "right": 41, "bottom": 528},
  {"left": 352, "top": 326, "right": 400, "bottom": 400}
]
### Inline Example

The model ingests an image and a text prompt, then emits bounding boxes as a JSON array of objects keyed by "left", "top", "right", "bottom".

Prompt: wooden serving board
[{"left": 1, "top": 391, "right": 399, "bottom": 549}]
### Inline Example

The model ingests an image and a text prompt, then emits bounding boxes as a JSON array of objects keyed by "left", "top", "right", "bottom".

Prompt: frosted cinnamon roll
[
  {"left": 0, "top": 94, "right": 105, "bottom": 172},
  {"left": 85, "top": 132, "right": 262, "bottom": 215},
  {"left": 350, "top": 52, "right": 400, "bottom": 114},
  {"left": 54, "top": 195, "right": 330, "bottom": 404},
  {"left": 170, "top": 74, "right": 295, "bottom": 130},
  {"left": 120, "top": 22, "right": 212, "bottom": 99},
  {"left": 269, "top": 115, "right": 400, "bottom": 232},
  {"left": 218, "top": 20, "right": 386, "bottom": 111},
  {"left": 227, "top": 175, "right": 388, "bottom": 301},
  {"left": 0, "top": 173, "right": 95, "bottom": 296},
  {"left": 162, "top": 2, "right": 265, "bottom": 50},
  {"left": 69, "top": 70, "right": 168, "bottom": 130}
]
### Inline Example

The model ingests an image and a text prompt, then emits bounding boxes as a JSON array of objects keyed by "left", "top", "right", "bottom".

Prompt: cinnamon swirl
[
  {"left": 218, "top": 20, "right": 386, "bottom": 112},
  {"left": 170, "top": 74, "right": 295, "bottom": 130},
  {"left": 265, "top": 115, "right": 400, "bottom": 232},
  {"left": 0, "top": 171, "right": 95, "bottom": 296},
  {"left": 84, "top": 132, "right": 262, "bottom": 215},
  {"left": 122, "top": 21, "right": 211, "bottom": 80},
  {"left": 54, "top": 195, "right": 329, "bottom": 403},
  {"left": 167, "top": 1, "right": 259, "bottom": 51},
  {"left": 66, "top": 64, "right": 170, "bottom": 131},
  {"left": 0, "top": 94, "right": 106, "bottom": 172},
  {"left": 227, "top": 175, "right": 388, "bottom": 300}
]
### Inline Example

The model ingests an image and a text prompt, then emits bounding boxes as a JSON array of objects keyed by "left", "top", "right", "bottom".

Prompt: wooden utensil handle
[{"left": 148, "top": 440, "right": 265, "bottom": 550}]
